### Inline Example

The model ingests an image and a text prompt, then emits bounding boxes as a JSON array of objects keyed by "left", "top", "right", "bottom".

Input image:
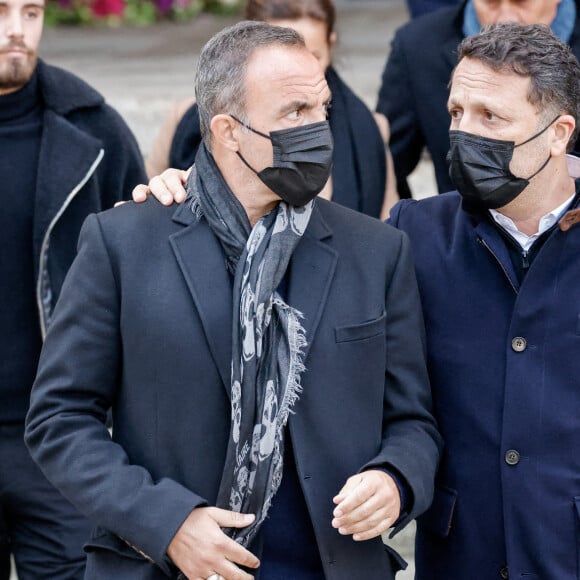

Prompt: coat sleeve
[
  {"left": 360, "top": 229, "right": 442, "bottom": 531},
  {"left": 25, "top": 213, "right": 204, "bottom": 574},
  {"left": 376, "top": 30, "right": 425, "bottom": 200}
]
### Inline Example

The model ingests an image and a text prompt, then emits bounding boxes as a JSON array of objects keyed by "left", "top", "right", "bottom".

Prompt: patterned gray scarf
[{"left": 188, "top": 145, "right": 313, "bottom": 547}]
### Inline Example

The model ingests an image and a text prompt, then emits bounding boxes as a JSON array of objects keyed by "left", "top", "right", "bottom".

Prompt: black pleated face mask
[
  {"left": 447, "top": 116, "right": 559, "bottom": 209},
  {"left": 232, "top": 115, "right": 334, "bottom": 207}
]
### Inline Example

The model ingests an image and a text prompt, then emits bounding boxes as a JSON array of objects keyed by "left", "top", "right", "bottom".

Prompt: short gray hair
[
  {"left": 195, "top": 20, "right": 305, "bottom": 147},
  {"left": 457, "top": 23, "right": 580, "bottom": 150}
]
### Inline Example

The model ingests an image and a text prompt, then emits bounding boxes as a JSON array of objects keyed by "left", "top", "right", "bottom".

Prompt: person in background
[
  {"left": 25, "top": 21, "right": 441, "bottom": 580},
  {"left": 389, "top": 23, "right": 580, "bottom": 580},
  {"left": 406, "top": 0, "right": 460, "bottom": 20},
  {"left": 377, "top": 0, "right": 580, "bottom": 198},
  {"left": 146, "top": 0, "right": 399, "bottom": 219},
  {"left": 0, "top": 0, "right": 146, "bottom": 577}
]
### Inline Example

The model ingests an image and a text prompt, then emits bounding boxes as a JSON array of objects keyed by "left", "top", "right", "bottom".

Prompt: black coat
[
  {"left": 377, "top": 1, "right": 580, "bottom": 198},
  {"left": 25, "top": 193, "right": 441, "bottom": 579},
  {"left": 33, "top": 60, "right": 146, "bottom": 335},
  {"left": 390, "top": 188, "right": 580, "bottom": 579}
]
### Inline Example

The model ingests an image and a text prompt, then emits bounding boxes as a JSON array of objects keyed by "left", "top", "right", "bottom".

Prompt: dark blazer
[
  {"left": 25, "top": 194, "right": 441, "bottom": 579},
  {"left": 170, "top": 67, "right": 387, "bottom": 218},
  {"left": 34, "top": 60, "right": 146, "bottom": 335},
  {"left": 377, "top": 1, "right": 580, "bottom": 198},
  {"left": 390, "top": 189, "right": 580, "bottom": 579}
]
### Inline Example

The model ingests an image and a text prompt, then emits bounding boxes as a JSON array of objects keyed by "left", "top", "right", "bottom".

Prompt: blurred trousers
[{"left": 0, "top": 423, "right": 92, "bottom": 580}]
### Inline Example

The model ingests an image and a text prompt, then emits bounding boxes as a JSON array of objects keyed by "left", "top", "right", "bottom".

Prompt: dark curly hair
[{"left": 458, "top": 23, "right": 580, "bottom": 150}]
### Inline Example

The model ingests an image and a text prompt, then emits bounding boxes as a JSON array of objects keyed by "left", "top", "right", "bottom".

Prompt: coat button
[
  {"left": 505, "top": 450, "right": 520, "bottom": 465},
  {"left": 511, "top": 337, "right": 527, "bottom": 352},
  {"left": 500, "top": 565, "right": 509, "bottom": 579}
]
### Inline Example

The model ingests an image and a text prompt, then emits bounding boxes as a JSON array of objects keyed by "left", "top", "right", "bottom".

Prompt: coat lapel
[
  {"left": 287, "top": 204, "right": 338, "bottom": 363},
  {"left": 169, "top": 202, "right": 337, "bottom": 395},
  {"left": 34, "top": 110, "right": 103, "bottom": 267},
  {"left": 170, "top": 203, "right": 233, "bottom": 397}
]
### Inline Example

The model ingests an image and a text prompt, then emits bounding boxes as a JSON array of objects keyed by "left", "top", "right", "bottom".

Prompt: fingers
[
  {"left": 131, "top": 184, "right": 149, "bottom": 202},
  {"left": 151, "top": 168, "right": 188, "bottom": 205},
  {"left": 207, "top": 509, "right": 260, "bottom": 569},
  {"left": 213, "top": 559, "right": 256, "bottom": 580},
  {"left": 333, "top": 499, "right": 393, "bottom": 540},
  {"left": 202, "top": 534, "right": 258, "bottom": 578},
  {"left": 332, "top": 471, "right": 401, "bottom": 541},
  {"left": 333, "top": 474, "right": 372, "bottom": 515},
  {"left": 349, "top": 519, "right": 392, "bottom": 542},
  {"left": 167, "top": 507, "right": 259, "bottom": 579},
  {"left": 148, "top": 175, "right": 175, "bottom": 205},
  {"left": 210, "top": 507, "right": 256, "bottom": 529},
  {"left": 222, "top": 537, "right": 260, "bottom": 570},
  {"left": 132, "top": 168, "right": 189, "bottom": 206}
]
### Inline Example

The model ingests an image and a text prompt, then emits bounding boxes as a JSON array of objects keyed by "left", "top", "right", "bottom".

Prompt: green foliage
[{"left": 44, "top": 0, "right": 242, "bottom": 26}]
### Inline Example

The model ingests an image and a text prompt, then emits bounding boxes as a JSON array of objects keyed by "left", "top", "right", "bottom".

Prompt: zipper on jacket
[
  {"left": 521, "top": 250, "right": 529, "bottom": 271},
  {"left": 36, "top": 149, "right": 105, "bottom": 339},
  {"left": 477, "top": 237, "right": 518, "bottom": 294}
]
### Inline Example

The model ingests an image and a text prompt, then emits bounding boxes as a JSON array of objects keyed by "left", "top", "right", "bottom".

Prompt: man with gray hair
[
  {"left": 25, "top": 20, "right": 441, "bottom": 579},
  {"left": 389, "top": 23, "right": 580, "bottom": 580}
]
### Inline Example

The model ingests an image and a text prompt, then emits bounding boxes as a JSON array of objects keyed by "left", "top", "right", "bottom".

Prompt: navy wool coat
[
  {"left": 25, "top": 195, "right": 441, "bottom": 579},
  {"left": 377, "top": 1, "right": 580, "bottom": 198},
  {"left": 390, "top": 189, "right": 580, "bottom": 580}
]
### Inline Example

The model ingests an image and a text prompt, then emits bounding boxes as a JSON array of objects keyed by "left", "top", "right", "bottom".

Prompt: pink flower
[{"left": 91, "top": 0, "right": 125, "bottom": 17}]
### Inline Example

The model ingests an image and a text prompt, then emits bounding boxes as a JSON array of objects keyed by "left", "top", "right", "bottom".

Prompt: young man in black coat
[
  {"left": 376, "top": 0, "right": 580, "bottom": 198},
  {"left": 0, "top": 0, "right": 146, "bottom": 577}
]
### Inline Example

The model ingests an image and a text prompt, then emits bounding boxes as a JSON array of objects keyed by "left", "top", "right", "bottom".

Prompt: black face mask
[
  {"left": 447, "top": 116, "right": 559, "bottom": 210},
  {"left": 232, "top": 115, "right": 333, "bottom": 207}
]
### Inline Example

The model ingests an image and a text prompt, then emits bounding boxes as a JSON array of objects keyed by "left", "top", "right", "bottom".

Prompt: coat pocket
[
  {"left": 419, "top": 485, "right": 458, "bottom": 538},
  {"left": 335, "top": 311, "right": 386, "bottom": 343}
]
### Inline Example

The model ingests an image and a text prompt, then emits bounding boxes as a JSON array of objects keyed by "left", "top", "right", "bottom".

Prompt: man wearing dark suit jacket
[
  {"left": 376, "top": 0, "right": 580, "bottom": 198},
  {"left": 25, "top": 21, "right": 441, "bottom": 580}
]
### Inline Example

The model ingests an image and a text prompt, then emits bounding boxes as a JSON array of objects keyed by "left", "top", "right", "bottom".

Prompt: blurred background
[{"left": 41, "top": 0, "right": 438, "bottom": 199}]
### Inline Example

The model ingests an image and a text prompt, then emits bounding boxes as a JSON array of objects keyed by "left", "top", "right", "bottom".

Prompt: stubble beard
[{"left": 0, "top": 43, "right": 38, "bottom": 92}]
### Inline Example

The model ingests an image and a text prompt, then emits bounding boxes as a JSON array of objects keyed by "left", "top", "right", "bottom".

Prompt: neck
[
  {"left": 498, "top": 160, "right": 575, "bottom": 235},
  {"left": 215, "top": 152, "right": 279, "bottom": 227}
]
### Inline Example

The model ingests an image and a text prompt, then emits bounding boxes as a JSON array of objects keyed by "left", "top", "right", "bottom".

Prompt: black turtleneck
[{"left": 0, "top": 69, "right": 44, "bottom": 423}]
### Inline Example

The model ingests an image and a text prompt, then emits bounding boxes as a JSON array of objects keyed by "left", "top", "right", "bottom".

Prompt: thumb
[{"left": 211, "top": 508, "right": 255, "bottom": 529}]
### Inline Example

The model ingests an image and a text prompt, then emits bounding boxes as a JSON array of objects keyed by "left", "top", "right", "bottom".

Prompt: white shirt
[
  {"left": 489, "top": 193, "right": 575, "bottom": 252},
  {"left": 487, "top": 154, "right": 579, "bottom": 252}
]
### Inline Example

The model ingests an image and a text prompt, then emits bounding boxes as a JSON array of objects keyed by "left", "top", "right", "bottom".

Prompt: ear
[
  {"left": 328, "top": 31, "right": 337, "bottom": 56},
  {"left": 328, "top": 31, "right": 337, "bottom": 49},
  {"left": 550, "top": 114, "right": 575, "bottom": 156},
  {"left": 209, "top": 114, "right": 240, "bottom": 153}
]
